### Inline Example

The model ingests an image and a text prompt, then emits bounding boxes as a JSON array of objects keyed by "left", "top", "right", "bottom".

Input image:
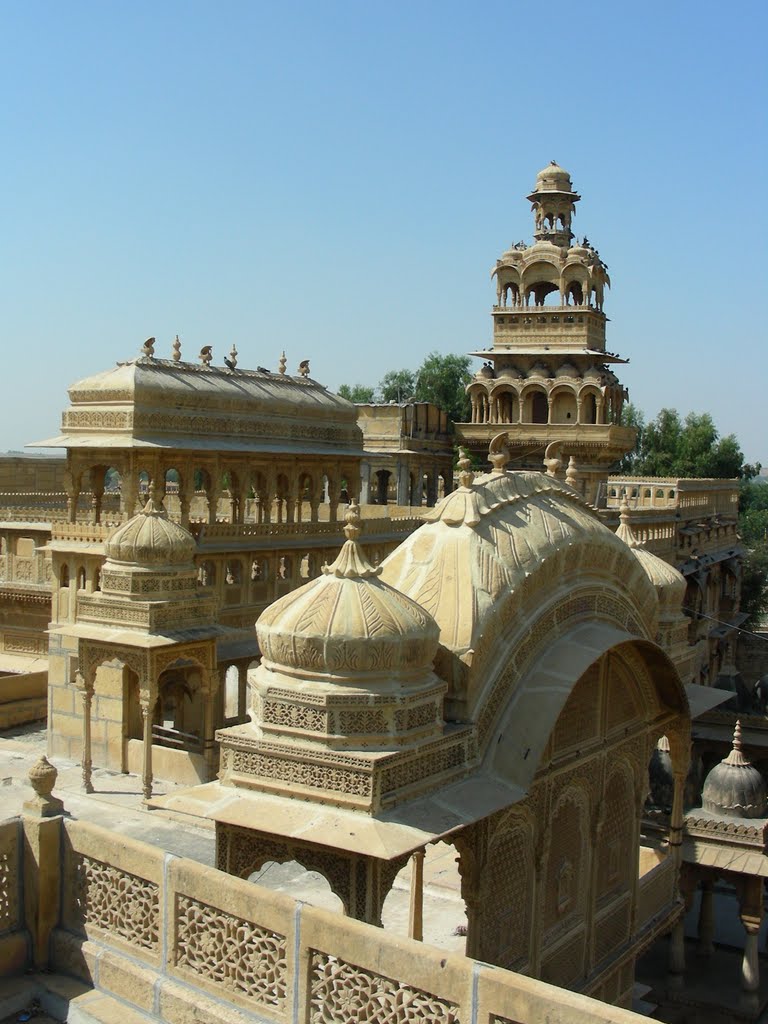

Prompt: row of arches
[
  {"left": 468, "top": 382, "right": 610, "bottom": 426},
  {"left": 64, "top": 458, "right": 362, "bottom": 526},
  {"left": 493, "top": 262, "right": 608, "bottom": 311}
]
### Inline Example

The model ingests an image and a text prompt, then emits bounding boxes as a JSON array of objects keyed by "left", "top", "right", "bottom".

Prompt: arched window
[{"left": 531, "top": 392, "right": 548, "bottom": 424}]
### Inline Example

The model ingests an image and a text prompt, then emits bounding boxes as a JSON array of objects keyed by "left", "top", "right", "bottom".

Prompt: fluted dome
[
  {"left": 648, "top": 735, "right": 674, "bottom": 812},
  {"left": 534, "top": 161, "right": 574, "bottom": 193},
  {"left": 615, "top": 504, "right": 686, "bottom": 614},
  {"left": 257, "top": 505, "right": 439, "bottom": 678},
  {"left": 701, "top": 722, "right": 767, "bottom": 818},
  {"left": 105, "top": 498, "right": 197, "bottom": 567}
]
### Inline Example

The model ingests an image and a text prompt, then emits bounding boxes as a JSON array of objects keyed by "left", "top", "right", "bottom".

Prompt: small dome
[
  {"left": 615, "top": 504, "right": 686, "bottom": 613},
  {"left": 648, "top": 735, "right": 674, "bottom": 812},
  {"left": 257, "top": 504, "right": 439, "bottom": 678},
  {"left": 702, "top": 722, "right": 767, "bottom": 818},
  {"left": 105, "top": 498, "right": 197, "bottom": 567},
  {"left": 535, "top": 161, "right": 574, "bottom": 192},
  {"left": 555, "top": 362, "right": 579, "bottom": 379}
]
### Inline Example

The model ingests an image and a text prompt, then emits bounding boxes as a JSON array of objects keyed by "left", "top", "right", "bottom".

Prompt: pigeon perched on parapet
[
  {"left": 142, "top": 337, "right": 155, "bottom": 358},
  {"left": 298, "top": 359, "right": 310, "bottom": 377},
  {"left": 257, "top": 366, "right": 270, "bottom": 373},
  {"left": 199, "top": 346, "right": 213, "bottom": 366},
  {"left": 224, "top": 356, "right": 237, "bottom": 371}
]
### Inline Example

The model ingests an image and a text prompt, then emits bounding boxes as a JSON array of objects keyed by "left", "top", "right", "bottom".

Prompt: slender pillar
[
  {"left": 408, "top": 849, "right": 425, "bottom": 941},
  {"left": 697, "top": 880, "right": 715, "bottom": 956},
  {"left": 140, "top": 692, "right": 154, "bottom": 802},
  {"left": 742, "top": 926, "right": 760, "bottom": 993},
  {"left": 669, "top": 918, "right": 686, "bottom": 978},
  {"left": 79, "top": 675, "right": 94, "bottom": 794},
  {"left": 738, "top": 875, "right": 763, "bottom": 994}
]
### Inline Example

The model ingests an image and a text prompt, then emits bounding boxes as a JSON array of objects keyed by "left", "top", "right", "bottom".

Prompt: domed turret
[
  {"left": 701, "top": 722, "right": 767, "bottom": 818},
  {"left": 105, "top": 496, "right": 197, "bottom": 567},
  {"left": 252, "top": 503, "right": 445, "bottom": 751},
  {"left": 526, "top": 161, "right": 581, "bottom": 248},
  {"left": 616, "top": 503, "right": 686, "bottom": 616}
]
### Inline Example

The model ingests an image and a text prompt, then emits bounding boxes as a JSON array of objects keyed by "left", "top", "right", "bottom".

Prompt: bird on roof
[
  {"left": 257, "top": 366, "right": 270, "bottom": 374},
  {"left": 224, "top": 356, "right": 237, "bottom": 371}
]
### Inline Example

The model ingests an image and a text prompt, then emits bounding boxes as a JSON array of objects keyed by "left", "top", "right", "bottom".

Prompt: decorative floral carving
[
  {"left": 0, "top": 827, "right": 19, "bottom": 934},
  {"left": 310, "top": 952, "right": 460, "bottom": 1023},
  {"left": 70, "top": 854, "right": 159, "bottom": 950},
  {"left": 175, "top": 894, "right": 287, "bottom": 1009}
]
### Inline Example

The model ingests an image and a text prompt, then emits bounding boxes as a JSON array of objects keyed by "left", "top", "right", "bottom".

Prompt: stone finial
[
  {"left": 141, "top": 337, "right": 155, "bottom": 358},
  {"left": 200, "top": 345, "right": 213, "bottom": 366},
  {"left": 323, "top": 500, "right": 381, "bottom": 579},
  {"left": 457, "top": 448, "right": 474, "bottom": 489},
  {"left": 488, "top": 437, "right": 510, "bottom": 475},
  {"left": 228, "top": 344, "right": 238, "bottom": 369},
  {"left": 24, "top": 755, "right": 64, "bottom": 817},
  {"left": 278, "top": 351, "right": 287, "bottom": 375},
  {"left": 172, "top": 335, "right": 181, "bottom": 362},
  {"left": 724, "top": 720, "right": 750, "bottom": 767},
  {"left": 565, "top": 455, "right": 579, "bottom": 490},
  {"left": 543, "top": 441, "right": 562, "bottom": 478},
  {"left": 615, "top": 500, "right": 641, "bottom": 549},
  {"left": 298, "top": 359, "right": 310, "bottom": 377}
]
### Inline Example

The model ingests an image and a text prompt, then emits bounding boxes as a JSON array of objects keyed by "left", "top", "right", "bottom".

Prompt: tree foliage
[
  {"left": 338, "top": 383, "right": 376, "bottom": 403},
  {"left": 620, "top": 405, "right": 747, "bottom": 479},
  {"left": 338, "top": 353, "right": 472, "bottom": 423},
  {"left": 379, "top": 369, "right": 416, "bottom": 403}
]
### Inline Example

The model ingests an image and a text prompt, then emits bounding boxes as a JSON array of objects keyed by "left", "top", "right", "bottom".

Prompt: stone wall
[
  {"left": 736, "top": 630, "right": 768, "bottom": 686},
  {"left": 0, "top": 813, "right": 650, "bottom": 1024}
]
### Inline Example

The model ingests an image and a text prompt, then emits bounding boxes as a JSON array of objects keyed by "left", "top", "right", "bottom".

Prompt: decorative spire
[
  {"left": 722, "top": 720, "right": 751, "bottom": 768},
  {"left": 615, "top": 500, "right": 642, "bottom": 549},
  {"left": 543, "top": 441, "right": 562, "bottom": 478},
  {"left": 488, "top": 436, "right": 510, "bottom": 475},
  {"left": 565, "top": 455, "right": 579, "bottom": 490},
  {"left": 228, "top": 344, "right": 238, "bottom": 369},
  {"left": 278, "top": 351, "right": 287, "bottom": 375},
  {"left": 172, "top": 335, "right": 181, "bottom": 362},
  {"left": 323, "top": 501, "right": 382, "bottom": 579},
  {"left": 457, "top": 447, "right": 474, "bottom": 489},
  {"left": 143, "top": 481, "right": 167, "bottom": 517}
]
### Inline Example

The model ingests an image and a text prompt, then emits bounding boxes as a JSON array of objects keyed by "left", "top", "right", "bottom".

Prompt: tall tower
[{"left": 457, "top": 163, "right": 636, "bottom": 503}]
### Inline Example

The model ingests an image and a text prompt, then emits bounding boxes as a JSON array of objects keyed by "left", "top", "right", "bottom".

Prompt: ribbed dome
[
  {"left": 615, "top": 503, "right": 686, "bottom": 613},
  {"left": 535, "top": 161, "right": 574, "bottom": 191},
  {"left": 257, "top": 504, "right": 439, "bottom": 678},
  {"left": 648, "top": 735, "right": 674, "bottom": 812},
  {"left": 105, "top": 498, "right": 197, "bottom": 566},
  {"left": 702, "top": 722, "right": 767, "bottom": 818}
]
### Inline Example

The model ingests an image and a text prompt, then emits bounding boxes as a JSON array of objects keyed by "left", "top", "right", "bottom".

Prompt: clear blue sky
[{"left": 1, "top": 1, "right": 766, "bottom": 462}]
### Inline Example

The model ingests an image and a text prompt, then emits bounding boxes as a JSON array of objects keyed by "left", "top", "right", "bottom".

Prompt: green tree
[
  {"left": 742, "top": 544, "right": 768, "bottom": 630},
  {"left": 338, "top": 384, "right": 376, "bottom": 403},
  {"left": 413, "top": 352, "right": 472, "bottom": 423},
  {"left": 622, "top": 407, "right": 746, "bottom": 479},
  {"left": 378, "top": 369, "right": 416, "bottom": 404}
]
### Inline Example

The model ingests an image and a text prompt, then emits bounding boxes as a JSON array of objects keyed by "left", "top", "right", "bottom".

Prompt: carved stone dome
[
  {"left": 534, "top": 161, "right": 574, "bottom": 192},
  {"left": 257, "top": 506, "right": 439, "bottom": 679},
  {"left": 648, "top": 735, "right": 674, "bottom": 812},
  {"left": 105, "top": 498, "right": 197, "bottom": 567},
  {"left": 615, "top": 504, "right": 686, "bottom": 615},
  {"left": 701, "top": 722, "right": 767, "bottom": 818}
]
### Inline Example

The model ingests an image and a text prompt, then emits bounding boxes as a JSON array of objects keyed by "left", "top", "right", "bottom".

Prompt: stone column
[
  {"left": 120, "top": 473, "right": 138, "bottom": 520},
  {"left": 140, "top": 689, "right": 155, "bottom": 802},
  {"left": 697, "top": 879, "right": 715, "bottom": 956},
  {"left": 738, "top": 875, "right": 763, "bottom": 994},
  {"left": 23, "top": 757, "right": 64, "bottom": 970},
  {"left": 408, "top": 848, "right": 425, "bottom": 941},
  {"left": 396, "top": 462, "right": 410, "bottom": 506},
  {"left": 360, "top": 462, "right": 371, "bottom": 505},
  {"left": 203, "top": 670, "right": 221, "bottom": 781},
  {"left": 78, "top": 673, "right": 95, "bottom": 794},
  {"left": 668, "top": 918, "right": 686, "bottom": 979}
]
